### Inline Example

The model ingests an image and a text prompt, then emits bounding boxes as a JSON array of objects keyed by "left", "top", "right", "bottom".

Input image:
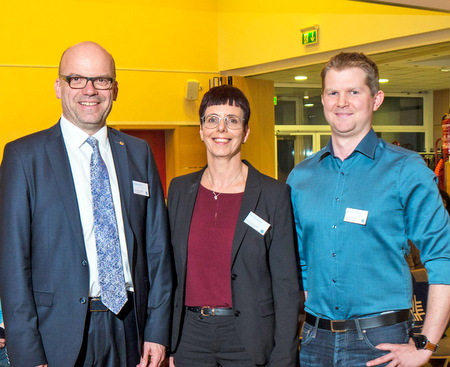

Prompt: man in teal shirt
[{"left": 288, "top": 52, "right": 450, "bottom": 367}]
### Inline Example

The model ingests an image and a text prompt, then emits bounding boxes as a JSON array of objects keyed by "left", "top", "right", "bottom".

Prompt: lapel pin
[{"left": 119, "top": 141, "right": 124, "bottom": 146}]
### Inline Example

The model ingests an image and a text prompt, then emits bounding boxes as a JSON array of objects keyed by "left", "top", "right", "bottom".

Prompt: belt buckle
[
  {"left": 201, "top": 306, "right": 214, "bottom": 316},
  {"left": 90, "top": 297, "right": 108, "bottom": 312},
  {"left": 330, "top": 319, "right": 346, "bottom": 332}
]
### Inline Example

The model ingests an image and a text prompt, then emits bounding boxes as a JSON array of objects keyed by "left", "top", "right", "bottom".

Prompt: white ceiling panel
[{"left": 251, "top": 42, "right": 450, "bottom": 93}]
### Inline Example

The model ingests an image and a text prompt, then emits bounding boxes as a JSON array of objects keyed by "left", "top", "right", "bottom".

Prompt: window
[{"left": 275, "top": 86, "right": 432, "bottom": 182}]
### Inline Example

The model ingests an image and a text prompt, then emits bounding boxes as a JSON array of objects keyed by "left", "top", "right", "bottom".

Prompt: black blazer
[
  {"left": 168, "top": 161, "right": 300, "bottom": 366},
  {"left": 0, "top": 123, "right": 173, "bottom": 367}
]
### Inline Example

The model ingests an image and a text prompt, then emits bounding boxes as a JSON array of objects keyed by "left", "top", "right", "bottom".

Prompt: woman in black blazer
[{"left": 168, "top": 85, "right": 300, "bottom": 367}]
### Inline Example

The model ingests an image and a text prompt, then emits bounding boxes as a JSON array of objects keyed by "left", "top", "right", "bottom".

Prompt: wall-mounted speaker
[{"left": 185, "top": 79, "right": 199, "bottom": 100}]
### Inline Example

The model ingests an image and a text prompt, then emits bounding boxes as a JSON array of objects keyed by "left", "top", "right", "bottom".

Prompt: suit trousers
[
  {"left": 75, "top": 294, "right": 139, "bottom": 367},
  {"left": 174, "top": 308, "right": 257, "bottom": 367}
]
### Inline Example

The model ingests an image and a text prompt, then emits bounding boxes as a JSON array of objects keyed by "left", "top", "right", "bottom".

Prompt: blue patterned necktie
[{"left": 86, "top": 136, "right": 127, "bottom": 314}]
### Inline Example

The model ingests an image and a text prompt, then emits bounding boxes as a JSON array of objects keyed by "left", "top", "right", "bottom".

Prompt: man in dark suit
[{"left": 0, "top": 41, "right": 172, "bottom": 367}]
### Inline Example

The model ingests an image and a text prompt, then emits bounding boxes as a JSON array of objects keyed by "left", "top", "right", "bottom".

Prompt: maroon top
[{"left": 185, "top": 184, "right": 244, "bottom": 307}]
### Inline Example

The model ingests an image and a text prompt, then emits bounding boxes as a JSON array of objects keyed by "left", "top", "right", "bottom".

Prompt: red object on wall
[{"left": 121, "top": 130, "right": 167, "bottom": 197}]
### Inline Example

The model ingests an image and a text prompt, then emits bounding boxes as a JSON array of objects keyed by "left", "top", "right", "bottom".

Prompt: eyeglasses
[
  {"left": 60, "top": 75, "right": 115, "bottom": 90},
  {"left": 201, "top": 114, "right": 245, "bottom": 130}
]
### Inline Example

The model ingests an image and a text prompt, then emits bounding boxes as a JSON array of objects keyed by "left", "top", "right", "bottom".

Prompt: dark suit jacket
[
  {"left": 168, "top": 161, "right": 300, "bottom": 366},
  {"left": 0, "top": 123, "right": 172, "bottom": 367}
]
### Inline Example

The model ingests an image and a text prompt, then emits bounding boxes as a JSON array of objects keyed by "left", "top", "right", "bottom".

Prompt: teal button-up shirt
[{"left": 287, "top": 129, "right": 450, "bottom": 320}]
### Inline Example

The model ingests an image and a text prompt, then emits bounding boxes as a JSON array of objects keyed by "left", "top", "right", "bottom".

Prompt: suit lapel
[
  {"left": 108, "top": 129, "right": 134, "bottom": 260},
  {"left": 178, "top": 169, "right": 204, "bottom": 286},
  {"left": 231, "top": 162, "right": 261, "bottom": 265},
  {"left": 45, "top": 123, "right": 86, "bottom": 256}
]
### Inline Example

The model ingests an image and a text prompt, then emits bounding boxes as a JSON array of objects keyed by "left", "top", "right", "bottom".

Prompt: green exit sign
[{"left": 302, "top": 29, "right": 318, "bottom": 45}]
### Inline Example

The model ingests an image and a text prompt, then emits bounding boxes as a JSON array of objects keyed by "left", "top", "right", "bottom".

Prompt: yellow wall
[
  {"left": 1, "top": 0, "right": 449, "bottom": 167},
  {"left": 217, "top": 0, "right": 450, "bottom": 71},
  {"left": 0, "top": 0, "right": 219, "bottom": 159}
]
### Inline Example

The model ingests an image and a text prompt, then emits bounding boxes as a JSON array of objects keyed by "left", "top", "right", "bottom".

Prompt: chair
[{"left": 411, "top": 268, "right": 428, "bottom": 334}]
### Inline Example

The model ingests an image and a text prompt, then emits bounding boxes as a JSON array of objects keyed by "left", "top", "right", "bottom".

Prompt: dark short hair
[
  {"left": 199, "top": 85, "right": 250, "bottom": 128},
  {"left": 321, "top": 52, "right": 380, "bottom": 96}
]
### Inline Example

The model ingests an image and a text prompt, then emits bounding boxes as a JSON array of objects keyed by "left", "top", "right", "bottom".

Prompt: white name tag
[
  {"left": 344, "top": 208, "right": 368, "bottom": 226},
  {"left": 132, "top": 180, "right": 149, "bottom": 197},
  {"left": 244, "top": 211, "right": 271, "bottom": 235}
]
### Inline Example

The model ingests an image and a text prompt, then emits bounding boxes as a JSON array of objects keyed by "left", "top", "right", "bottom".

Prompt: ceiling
[
  {"left": 351, "top": 0, "right": 450, "bottom": 13},
  {"left": 252, "top": 41, "right": 450, "bottom": 94}
]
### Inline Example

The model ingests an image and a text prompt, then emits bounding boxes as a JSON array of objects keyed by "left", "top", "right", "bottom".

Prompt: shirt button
[
  {"left": 79, "top": 297, "right": 87, "bottom": 304},
  {"left": 81, "top": 260, "right": 88, "bottom": 267},
  {"left": 234, "top": 310, "right": 241, "bottom": 317},
  {"left": 332, "top": 225, "right": 337, "bottom": 229},
  {"left": 332, "top": 253, "right": 336, "bottom": 257},
  {"left": 231, "top": 274, "right": 237, "bottom": 280},
  {"left": 335, "top": 197, "right": 340, "bottom": 202},
  {"left": 332, "top": 279, "right": 337, "bottom": 283},
  {"left": 335, "top": 306, "right": 339, "bottom": 310},
  {"left": 340, "top": 172, "right": 344, "bottom": 175}
]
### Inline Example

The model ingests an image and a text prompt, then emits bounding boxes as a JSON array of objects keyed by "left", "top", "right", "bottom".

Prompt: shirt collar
[
  {"left": 60, "top": 115, "right": 108, "bottom": 150},
  {"left": 319, "top": 128, "right": 378, "bottom": 161},
  {"left": 353, "top": 129, "right": 378, "bottom": 159}
]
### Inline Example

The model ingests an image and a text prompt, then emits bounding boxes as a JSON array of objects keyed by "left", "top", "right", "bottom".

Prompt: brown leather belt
[{"left": 305, "top": 309, "right": 411, "bottom": 332}]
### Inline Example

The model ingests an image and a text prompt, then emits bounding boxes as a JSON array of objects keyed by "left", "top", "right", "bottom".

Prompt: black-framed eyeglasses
[
  {"left": 201, "top": 114, "right": 245, "bottom": 130},
  {"left": 60, "top": 75, "right": 115, "bottom": 90}
]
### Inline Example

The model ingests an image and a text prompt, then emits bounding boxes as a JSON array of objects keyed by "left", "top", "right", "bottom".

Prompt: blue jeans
[
  {"left": 300, "top": 319, "right": 412, "bottom": 367},
  {"left": 0, "top": 348, "right": 10, "bottom": 367}
]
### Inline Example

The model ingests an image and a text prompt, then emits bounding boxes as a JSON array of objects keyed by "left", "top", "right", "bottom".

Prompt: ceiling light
[
  {"left": 304, "top": 103, "right": 314, "bottom": 107},
  {"left": 295, "top": 76, "right": 308, "bottom": 81},
  {"left": 441, "top": 68, "right": 450, "bottom": 72},
  {"left": 379, "top": 79, "right": 389, "bottom": 83},
  {"left": 304, "top": 91, "right": 309, "bottom": 99}
]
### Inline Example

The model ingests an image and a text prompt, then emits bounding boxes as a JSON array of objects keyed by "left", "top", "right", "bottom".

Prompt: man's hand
[
  {"left": 0, "top": 338, "right": 5, "bottom": 349},
  {"left": 366, "top": 339, "right": 432, "bottom": 367},
  {"left": 137, "top": 342, "right": 166, "bottom": 367}
]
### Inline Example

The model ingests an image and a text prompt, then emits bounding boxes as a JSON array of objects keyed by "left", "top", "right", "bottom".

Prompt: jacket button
[
  {"left": 234, "top": 310, "right": 241, "bottom": 317},
  {"left": 231, "top": 273, "right": 237, "bottom": 280},
  {"left": 79, "top": 297, "right": 87, "bottom": 304},
  {"left": 81, "top": 260, "right": 88, "bottom": 267}
]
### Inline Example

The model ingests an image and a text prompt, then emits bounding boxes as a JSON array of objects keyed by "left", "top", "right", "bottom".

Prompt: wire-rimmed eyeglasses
[{"left": 201, "top": 114, "right": 245, "bottom": 130}]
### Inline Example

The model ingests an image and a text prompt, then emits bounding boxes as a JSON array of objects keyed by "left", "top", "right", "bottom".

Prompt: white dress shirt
[{"left": 60, "top": 116, "right": 133, "bottom": 297}]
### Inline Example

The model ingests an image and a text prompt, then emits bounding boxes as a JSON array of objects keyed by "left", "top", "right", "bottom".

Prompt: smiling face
[
  {"left": 200, "top": 104, "right": 250, "bottom": 162},
  {"left": 322, "top": 67, "right": 384, "bottom": 143},
  {"left": 55, "top": 42, "right": 118, "bottom": 135}
]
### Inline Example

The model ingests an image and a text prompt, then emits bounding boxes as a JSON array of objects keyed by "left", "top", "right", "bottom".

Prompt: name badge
[
  {"left": 132, "top": 180, "right": 149, "bottom": 197},
  {"left": 344, "top": 208, "right": 368, "bottom": 226},
  {"left": 244, "top": 211, "right": 271, "bottom": 235}
]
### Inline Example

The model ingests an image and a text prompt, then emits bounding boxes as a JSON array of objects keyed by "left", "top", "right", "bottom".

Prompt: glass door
[{"left": 276, "top": 132, "right": 331, "bottom": 182}]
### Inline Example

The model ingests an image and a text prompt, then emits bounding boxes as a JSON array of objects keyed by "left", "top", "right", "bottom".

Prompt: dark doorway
[{"left": 122, "top": 130, "right": 167, "bottom": 197}]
